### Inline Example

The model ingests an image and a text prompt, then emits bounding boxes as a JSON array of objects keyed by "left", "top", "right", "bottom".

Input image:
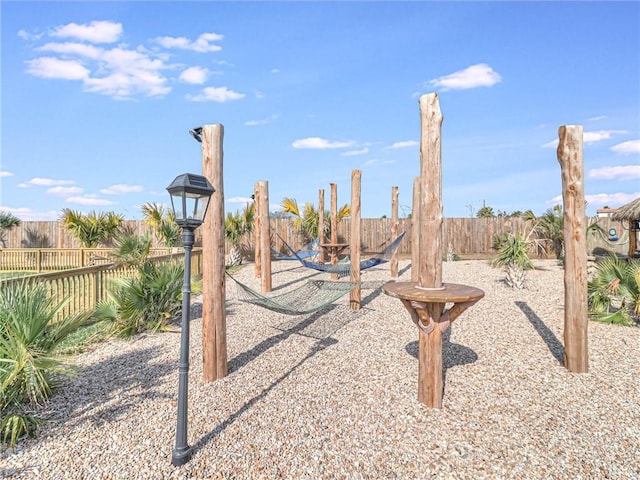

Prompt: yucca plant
[
  {"left": 588, "top": 255, "right": 640, "bottom": 326},
  {"left": 0, "top": 280, "right": 90, "bottom": 448},
  {"left": 491, "top": 231, "right": 534, "bottom": 289},
  {"left": 94, "top": 261, "right": 185, "bottom": 337}
]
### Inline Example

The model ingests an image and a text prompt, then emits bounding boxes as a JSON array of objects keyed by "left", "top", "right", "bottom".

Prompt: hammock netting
[
  {"left": 285, "top": 231, "right": 407, "bottom": 278},
  {"left": 228, "top": 274, "right": 358, "bottom": 315},
  {"left": 271, "top": 238, "right": 320, "bottom": 260}
]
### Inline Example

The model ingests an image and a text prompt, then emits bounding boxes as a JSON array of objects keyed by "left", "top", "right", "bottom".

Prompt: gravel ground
[{"left": 1, "top": 259, "right": 639, "bottom": 480}]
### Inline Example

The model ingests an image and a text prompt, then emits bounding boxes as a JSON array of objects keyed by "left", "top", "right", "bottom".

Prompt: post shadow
[
  {"left": 191, "top": 336, "right": 338, "bottom": 455},
  {"left": 515, "top": 301, "right": 565, "bottom": 365},
  {"left": 405, "top": 328, "right": 478, "bottom": 385}
]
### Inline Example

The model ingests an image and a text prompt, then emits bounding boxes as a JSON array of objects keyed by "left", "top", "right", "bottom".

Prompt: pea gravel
[{"left": 1, "top": 259, "right": 639, "bottom": 479}]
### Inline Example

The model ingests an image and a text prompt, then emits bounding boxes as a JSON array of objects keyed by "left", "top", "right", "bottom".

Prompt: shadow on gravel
[
  {"left": 515, "top": 301, "right": 565, "bottom": 365},
  {"left": 405, "top": 328, "right": 478, "bottom": 384},
  {"left": 192, "top": 336, "right": 338, "bottom": 456}
]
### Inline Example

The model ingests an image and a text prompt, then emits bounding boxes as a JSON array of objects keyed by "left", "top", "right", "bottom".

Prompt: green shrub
[{"left": 588, "top": 255, "right": 640, "bottom": 326}]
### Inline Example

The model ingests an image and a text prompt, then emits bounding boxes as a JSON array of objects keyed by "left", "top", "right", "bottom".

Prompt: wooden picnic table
[{"left": 383, "top": 281, "right": 485, "bottom": 408}]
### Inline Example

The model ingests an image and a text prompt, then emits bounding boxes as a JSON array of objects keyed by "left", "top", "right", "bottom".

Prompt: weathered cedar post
[
  {"left": 201, "top": 124, "right": 227, "bottom": 381},
  {"left": 557, "top": 125, "right": 589, "bottom": 373},
  {"left": 391, "top": 186, "right": 399, "bottom": 278},
  {"left": 257, "top": 181, "right": 272, "bottom": 293},
  {"left": 350, "top": 170, "right": 362, "bottom": 310},
  {"left": 330, "top": 183, "right": 338, "bottom": 280},
  {"left": 411, "top": 177, "right": 420, "bottom": 282},
  {"left": 254, "top": 182, "right": 261, "bottom": 278},
  {"left": 318, "top": 189, "right": 326, "bottom": 264},
  {"left": 417, "top": 92, "right": 445, "bottom": 406}
]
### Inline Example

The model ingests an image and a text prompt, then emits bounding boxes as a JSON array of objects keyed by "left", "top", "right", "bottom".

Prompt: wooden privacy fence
[
  {"left": 2, "top": 217, "right": 631, "bottom": 258},
  {"left": 0, "top": 250, "right": 202, "bottom": 323}
]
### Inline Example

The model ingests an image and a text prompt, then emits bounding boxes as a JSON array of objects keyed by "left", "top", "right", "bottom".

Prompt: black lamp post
[{"left": 167, "top": 173, "right": 214, "bottom": 467}]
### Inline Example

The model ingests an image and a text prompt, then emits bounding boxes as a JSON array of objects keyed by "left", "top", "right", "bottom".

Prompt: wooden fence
[
  {"left": 0, "top": 250, "right": 202, "bottom": 322},
  {"left": 1, "top": 217, "right": 632, "bottom": 259}
]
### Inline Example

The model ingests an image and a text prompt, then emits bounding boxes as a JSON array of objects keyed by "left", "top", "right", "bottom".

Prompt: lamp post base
[{"left": 171, "top": 445, "right": 192, "bottom": 466}]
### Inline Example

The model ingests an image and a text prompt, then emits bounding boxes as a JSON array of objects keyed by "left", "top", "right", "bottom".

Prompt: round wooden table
[{"left": 383, "top": 281, "right": 485, "bottom": 408}]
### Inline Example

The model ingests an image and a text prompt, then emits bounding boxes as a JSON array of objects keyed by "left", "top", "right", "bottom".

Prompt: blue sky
[{"left": 1, "top": 1, "right": 639, "bottom": 221}]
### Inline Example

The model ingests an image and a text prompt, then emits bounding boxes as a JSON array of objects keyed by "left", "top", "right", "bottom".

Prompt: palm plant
[
  {"left": 225, "top": 203, "right": 255, "bottom": 266},
  {"left": 0, "top": 211, "right": 21, "bottom": 248},
  {"left": 0, "top": 280, "right": 90, "bottom": 448},
  {"left": 588, "top": 255, "right": 640, "bottom": 325},
  {"left": 109, "top": 232, "right": 152, "bottom": 267},
  {"left": 141, "top": 203, "right": 181, "bottom": 248},
  {"left": 537, "top": 205, "right": 564, "bottom": 259},
  {"left": 281, "top": 197, "right": 350, "bottom": 241},
  {"left": 60, "top": 209, "right": 124, "bottom": 248},
  {"left": 93, "top": 261, "right": 185, "bottom": 337}
]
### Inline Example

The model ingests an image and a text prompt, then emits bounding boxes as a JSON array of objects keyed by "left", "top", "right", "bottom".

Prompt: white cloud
[
  {"left": 51, "top": 20, "right": 123, "bottom": 44},
  {"left": 47, "top": 186, "right": 83, "bottom": 196},
  {"left": 386, "top": 140, "right": 418, "bottom": 150},
  {"left": 26, "top": 57, "right": 90, "bottom": 80},
  {"left": 186, "top": 86, "right": 245, "bottom": 102},
  {"left": 155, "top": 32, "right": 223, "bottom": 52},
  {"left": 541, "top": 130, "right": 630, "bottom": 148},
  {"left": 0, "top": 171, "right": 14, "bottom": 177},
  {"left": 38, "top": 42, "right": 103, "bottom": 59},
  {"left": 66, "top": 196, "right": 116, "bottom": 206},
  {"left": 100, "top": 184, "right": 144, "bottom": 195},
  {"left": 583, "top": 130, "right": 628, "bottom": 144},
  {"left": 18, "top": 29, "right": 44, "bottom": 41},
  {"left": 611, "top": 139, "right": 640, "bottom": 155},
  {"left": 179, "top": 66, "right": 208, "bottom": 84},
  {"left": 361, "top": 159, "right": 378, "bottom": 167},
  {"left": 19, "top": 178, "right": 75, "bottom": 187},
  {"left": 588, "top": 115, "right": 607, "bottom": 121},
  {"left": 226, "top": 196, "right": 254, "bottom": 209},
  {"left": 341, "top": 148, "right": 369, "bottom": 156},
  {"left": 292, "top": 137, "right": 356, "bottom": 149},
  {"left": 245, "top": 114, "right": 279, "bottom": 126},
  {"left": 549, "top": 192, "right": 640, "bottom": 208},
  {"left": 429, "top": 63, "right": 501, "bottom": 91},
  {"left": 0, "top": 206, "right": 60, "bottom": 221},
  {"left": 588, "top": 165, "right": 640, "bottom": 180},
  {"left": 584, "top": 192, "right": 640, "bottom": 207}
]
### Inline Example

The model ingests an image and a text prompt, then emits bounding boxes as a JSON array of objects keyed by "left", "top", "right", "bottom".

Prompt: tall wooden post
[
  {"left": 391, "top": 186, "right": 399, "bottom": 278},
  {"left": 318, "top": 189, "right": 326, "bottom": 264},
  {"left": 411, "top": 177, "right": 420, "bottom": 283},
  {"left": 258, "top": 181, "right": 272, "bottom": 293},
  {"left": 201, "top": 124, "right": 227, "bottom": 381},
  {"left": 557, "top": 125, "right": 589, "bottom": 373},
  {"left": 330, "top": 183, "right": 338, "bottom": 280},
  {"left": 350, "top": 170, "right": 362, "bottom": 310},
  {"left": 254, "top": 182, "right": 261, "bottom": 278},
  {"left": 418, "top": 93, "right": 444, "bottom": 406}
]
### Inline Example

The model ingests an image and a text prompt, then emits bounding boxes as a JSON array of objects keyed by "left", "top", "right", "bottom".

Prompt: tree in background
[
  {"left": 536, "top": 205, "right": 564, "bottom": 259},
  {"left": 225, "top": 203, "right": 255, "bottom": 266},
  {"left": 141, "top": 203, "right": 181, "bottom": 248},
  {"left": 0, "top": 212, "right": 21, "bottom": 248},
  {"left": 281, "top": 197, "right": 350, "bottom": 241},
  {"left": 60, "top": 209, "right": 124, "bottom": 248},
  {"left": 476, "top": 205, "right": 495, "bottom": 218}
]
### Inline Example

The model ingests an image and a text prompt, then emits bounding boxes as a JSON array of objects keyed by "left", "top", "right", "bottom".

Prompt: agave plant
[
  {"left": 588, "top": 255, "right": 640, "bottom": 325},
  {"left": 0, "top": 280, "right": 90, "bottom": 448}
]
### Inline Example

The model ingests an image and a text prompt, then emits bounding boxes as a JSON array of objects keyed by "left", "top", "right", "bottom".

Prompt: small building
[
  {"left": 611, "top": 198, "right": 640, "bottom": 258},
  {"left": 596, "top": 207, "right": 618, "bottom": 218}
]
